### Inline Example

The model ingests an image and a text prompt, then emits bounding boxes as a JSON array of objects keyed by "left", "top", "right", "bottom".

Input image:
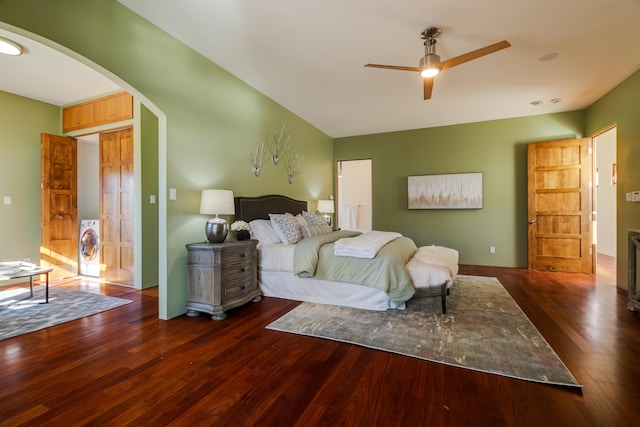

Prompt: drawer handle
[
  {"left": 241, "top": 268, "right": 245, "bottom": 272},
  {"left": 240, "top": 253, "right": 245, "bottom": 258}
]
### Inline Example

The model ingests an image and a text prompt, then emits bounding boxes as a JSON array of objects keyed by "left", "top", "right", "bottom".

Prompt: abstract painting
[{"left": 408, "top": 172, "right": 483, "bottom": 209}]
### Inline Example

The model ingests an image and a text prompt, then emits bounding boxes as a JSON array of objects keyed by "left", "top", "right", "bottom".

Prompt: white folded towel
[{"left": 334, "top": 231, "right": 402, "bottom": 259}]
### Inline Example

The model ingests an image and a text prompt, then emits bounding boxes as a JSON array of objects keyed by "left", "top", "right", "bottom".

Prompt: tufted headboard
[{"left": 234, "top": 194, "right": 308, "bottom": 222}]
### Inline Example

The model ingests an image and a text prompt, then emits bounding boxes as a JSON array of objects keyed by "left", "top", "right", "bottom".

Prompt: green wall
[
  {"left": 0, "top": 0, "right": 333, "bottom": 318},
  {"left": 334, "top": 112, "right": 586, "bottom": 267},
  {"left": 0, "top": 90, "right": 59, "bottom": 276},
  {"left": 140, "top": 104, "right": 159, "bottom": 289},
  {"left": 586, "top": 69, "right": 640, "bottom": 289},
  {"left": 2, "top": 0, "right": 636, "bottom": 310}
]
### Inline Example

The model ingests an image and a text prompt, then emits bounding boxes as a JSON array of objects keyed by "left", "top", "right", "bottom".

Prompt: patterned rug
[
  {"left": 0, "top": 285, "right": 131, "bottom": 341},
  {"left": 267, "top": 275, "right": 581, "bottom": 388}
]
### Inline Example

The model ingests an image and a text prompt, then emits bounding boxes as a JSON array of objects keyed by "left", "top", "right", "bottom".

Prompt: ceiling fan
[{"left": 364, "top": 27, "right": 511, "bottom": 100}]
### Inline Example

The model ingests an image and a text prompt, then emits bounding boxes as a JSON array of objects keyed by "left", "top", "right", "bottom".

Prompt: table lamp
[
  {"left": 200, "top": 189, "right": 235, "bottom": 243},
  {"left": 317, "top": 199, "right": 335, "bottom": 226}
]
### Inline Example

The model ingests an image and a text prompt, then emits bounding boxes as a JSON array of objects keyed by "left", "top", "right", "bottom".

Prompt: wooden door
[
  {"left": 100, "top": 127, "right": 134, "bottom": 285},
  {"left": 527, "top": 138, "right": 592, "bottom": 273},
  {"left": 41, "top": 134, "right": 78, "bottom": 279}
]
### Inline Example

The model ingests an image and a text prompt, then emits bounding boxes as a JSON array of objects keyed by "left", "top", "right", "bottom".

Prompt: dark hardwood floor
[{"left": 1, "top": 260, "right": 639, "bottom": 426}]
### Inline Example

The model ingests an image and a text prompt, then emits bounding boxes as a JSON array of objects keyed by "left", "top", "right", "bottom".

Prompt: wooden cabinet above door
[{"left": 62, "top": 91, "right": 133, "bottom": 132}]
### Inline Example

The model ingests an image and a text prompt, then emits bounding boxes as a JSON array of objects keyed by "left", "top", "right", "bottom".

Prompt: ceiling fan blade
[
  {"left": 364, "top": 64, "right": 421, "bottom": 72},
  {"left": 440, "top": 40, "right": 511, "bottom": 71},
  {"left": 423, "top": 77, "right": 434, "bottom": 100}
]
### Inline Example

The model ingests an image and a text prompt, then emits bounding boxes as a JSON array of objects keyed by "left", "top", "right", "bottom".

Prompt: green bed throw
[{"left": 293, "top": 230, "right": 417, "bottom": 305}]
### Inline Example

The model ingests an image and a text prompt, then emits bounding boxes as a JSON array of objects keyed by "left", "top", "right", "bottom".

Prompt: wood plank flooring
[{"left": 1, "top": 263, "right": 640, "bottom": 426}]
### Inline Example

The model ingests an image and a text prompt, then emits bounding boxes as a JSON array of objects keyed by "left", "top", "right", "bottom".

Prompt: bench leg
[{"left": 441, "top": 283, "right": 447, "bottom": 314}]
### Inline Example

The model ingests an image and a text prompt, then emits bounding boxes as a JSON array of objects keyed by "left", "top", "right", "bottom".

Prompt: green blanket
[{"left": 293, "top": 231, "right": 417, "bottom": 305}]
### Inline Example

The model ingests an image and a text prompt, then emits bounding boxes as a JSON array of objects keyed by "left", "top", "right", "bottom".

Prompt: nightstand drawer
[
  {"left": 221, "top": 246, "right": 255, "bottom": 264},
  {"left": 223, "top": 278, "right": 256, "bottom": 300},
  {"left": 221, "top": 261, "right": 254, "bottom": 283}
]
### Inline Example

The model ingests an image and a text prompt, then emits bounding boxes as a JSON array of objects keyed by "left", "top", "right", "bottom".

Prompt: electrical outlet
[
  {"left": 169, "top": 188, "right": 177, "bottom": 200},
  {"left": 490, "top": 246, "right": 496, "bottom": 254},
  {"left": 150, "top": 195, "right": 156, "bottom": 204}
]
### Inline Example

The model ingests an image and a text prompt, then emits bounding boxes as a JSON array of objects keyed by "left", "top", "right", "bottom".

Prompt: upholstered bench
[{"left": 406, "top": 246, "right": 459, "bottom": 314}]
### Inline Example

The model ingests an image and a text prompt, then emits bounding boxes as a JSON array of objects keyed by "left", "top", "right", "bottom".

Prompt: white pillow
[
  {"left": 249, "top": 220, "right": 281, "bottom": 244},
  {"left": 300, "top": 224, "right": 333, "bottom": 238},
  {"left": 302, "top": 210, "right": 327, "bottom": 226},
  {"left": 269, "top": 213, "right": 303, "bottom": 244},
  {"left": 295, "top": 213, "right": 308, "bottom": 227}
]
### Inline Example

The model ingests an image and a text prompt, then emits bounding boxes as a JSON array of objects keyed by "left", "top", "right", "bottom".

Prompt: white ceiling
[
  {"left": 0, "top": 28, "right": 120, "bottom": 106},
  {"left": 2, "top": 1, "right": 640, "bottom": 138}
]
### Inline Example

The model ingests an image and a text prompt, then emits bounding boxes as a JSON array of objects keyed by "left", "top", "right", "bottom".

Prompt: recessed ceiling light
[
  {"left": 531, "top": 100, "right": 543, "bottom": 106},
  {"left": 550, "top": 98, "right": 562, "bottom": 104},
  {"left": 0, "top": 36, "right": 24, "bottom": 56},
  {"left": 539, "top": 52, "right": 559, "bottom": 62}
]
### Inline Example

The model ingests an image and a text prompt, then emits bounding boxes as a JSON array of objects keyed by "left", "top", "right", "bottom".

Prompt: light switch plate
[
  {"left": 169, "top": 188, "right": 177, "bottom": 200},
  {"left": 3, "top": 196, "right": 11, "bottom": 205},
  {"left": 150, "top": 195, "right": 156, "bottom": 204}
]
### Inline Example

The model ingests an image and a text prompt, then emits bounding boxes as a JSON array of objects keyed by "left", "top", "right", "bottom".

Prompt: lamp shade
[
  {"left": 199, "top": 189, "right": 235, "bottom": 216},
  {"left": 419, "top": 54, "right": 441, "bottom": 78},
  {"left": 317, "top": 200, "right": 335, "bottom": 214}
]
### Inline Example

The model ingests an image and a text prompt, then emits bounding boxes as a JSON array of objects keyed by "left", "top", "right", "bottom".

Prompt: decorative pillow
[
  {"left": 269, "top": 213, "right": 303, "bottom": 244},
  {"left": 300, "top": 224, "right": 333, "bottom": 238},
  {"left": 295, "top": 213, "right": 309, "bottom": 227},
  {"left": 302, "top": 210, "right": 327, "bottom": 226},
  {"left": 248, "top": 219, "right": 281, "bottom": 244}
]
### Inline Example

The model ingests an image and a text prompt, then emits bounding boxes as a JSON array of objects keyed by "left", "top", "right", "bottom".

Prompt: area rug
[
  {"left": 267, "top": 275, "right": 581, "bottom": 388},
  {"left": 0, "top": 285, "right": 131, "bottom": 341}
]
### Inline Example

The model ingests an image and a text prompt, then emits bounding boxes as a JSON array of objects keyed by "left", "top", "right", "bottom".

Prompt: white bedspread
[
  {"left": 406, "top": 245, "right": 459, "bottom": 288},
  {"left": 257, "top": 243, "right": 295, "bottom": 272},
  {"left": 333, "top": 231, "right": 402, "bottom": 259}
]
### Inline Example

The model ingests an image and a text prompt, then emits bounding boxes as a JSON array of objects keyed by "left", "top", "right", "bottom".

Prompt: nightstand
[{"left": 185, "top": 239, "right": 261, "bottom": 320}]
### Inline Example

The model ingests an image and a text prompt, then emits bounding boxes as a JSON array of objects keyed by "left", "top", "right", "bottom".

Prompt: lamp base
[{"left": 205, "top": 217, "right": 228, "bottom": 243}]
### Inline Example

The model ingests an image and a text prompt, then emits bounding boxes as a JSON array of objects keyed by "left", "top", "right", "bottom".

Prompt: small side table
[
  {"left": 185, "top": 240, "right": 261, "bottom": 320},
  {"left": 0, "top": 263, "right": 54, "bottom": 303}
]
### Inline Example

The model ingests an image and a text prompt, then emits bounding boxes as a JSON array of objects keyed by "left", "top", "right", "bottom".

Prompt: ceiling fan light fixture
[
  {"left": 0, "top": 36, "right": 24, "bottom": 56},
  {"left": 419, "top": 54, "right": 441, "bottom": 78}
]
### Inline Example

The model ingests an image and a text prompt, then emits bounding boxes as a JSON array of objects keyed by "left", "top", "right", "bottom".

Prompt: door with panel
[
  {"left": 527, "top": 138, "right": 592, "bottom": 273},
  {"left": 40, "top": 134, "right": 78, "bottom": 279},
  {"left": 100, "top": 127, "right": 134, "bottom": 285}
]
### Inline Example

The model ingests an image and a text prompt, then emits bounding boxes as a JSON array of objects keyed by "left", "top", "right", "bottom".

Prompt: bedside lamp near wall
[
  {"left": 200, "top": 189, "right": 235, "bottom": 243},
  {"left": 317, "top": 199, "right": 335, "bottom": 226}
]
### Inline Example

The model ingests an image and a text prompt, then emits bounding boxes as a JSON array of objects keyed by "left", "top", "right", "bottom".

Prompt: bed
[{"left": 234, "top": 194, "right": 430, "bottom": 311}]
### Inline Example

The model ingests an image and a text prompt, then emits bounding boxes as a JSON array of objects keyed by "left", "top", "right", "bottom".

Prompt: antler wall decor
[
  {"left": 285, "top": 152, "right": 304, "bottom": 184},
  {"left": 270, "top": 121, "right": 293, "bottom": 165},
  {"left": 248, "top": 120, "right": 304, "bottom": 182},
  {"left": 248, "top": 140, "right": 269, "bottom": 177}
]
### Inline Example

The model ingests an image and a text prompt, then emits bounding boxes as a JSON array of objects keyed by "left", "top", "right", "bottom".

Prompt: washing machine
[{"left": 79, "top": 219, "right": 100, "bottom": 277}]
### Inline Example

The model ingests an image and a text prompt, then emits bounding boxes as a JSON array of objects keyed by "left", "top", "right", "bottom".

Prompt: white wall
[
  {"left": 77, "top": 136, "right": 100, "bottom": 221},
  {"left": 337, "top": 159, "right": 372, "bottom": 232},
  {"left": 595, "top": 128, "right": 617, "bottom": 257}
]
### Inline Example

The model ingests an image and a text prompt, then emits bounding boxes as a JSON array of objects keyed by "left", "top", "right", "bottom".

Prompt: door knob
[{"left": 528, "top": 219, "right": 536, "bottom": 224}]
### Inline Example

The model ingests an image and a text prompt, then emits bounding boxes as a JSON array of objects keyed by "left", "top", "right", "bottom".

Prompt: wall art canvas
[{"left": 408, "top": 172, "right": 483, "bottom": 209}]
